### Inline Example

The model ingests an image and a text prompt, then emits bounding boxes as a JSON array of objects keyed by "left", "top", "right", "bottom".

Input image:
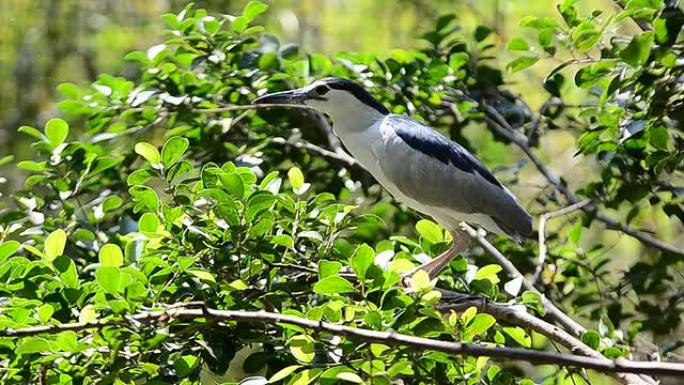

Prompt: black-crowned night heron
[{"left": 253, "top": 77, "right": 532, "bottom": 281}]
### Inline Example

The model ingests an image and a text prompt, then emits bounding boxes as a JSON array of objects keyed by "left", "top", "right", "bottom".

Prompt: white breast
[{"left": 334, "top": 118, "right": 447, "bottom": 221}]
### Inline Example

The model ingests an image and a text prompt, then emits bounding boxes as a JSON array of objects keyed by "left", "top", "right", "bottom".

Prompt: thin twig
[
  {"left": 535, "top": 199, "right": 592, "bottom": 283},
  {"left": 270, "top": 137, "right": 359, "bottom": 167},
  {"left": 2, "top": 306, "right": 684, "bottom": 377}
]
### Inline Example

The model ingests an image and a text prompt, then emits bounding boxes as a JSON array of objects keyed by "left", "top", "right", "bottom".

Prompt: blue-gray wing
[{"left": 378, "top": 115, "right": 532, "bottom": 240}]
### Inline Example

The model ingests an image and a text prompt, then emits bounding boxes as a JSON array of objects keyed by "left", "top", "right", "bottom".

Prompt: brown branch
[
  {"left": 460, "top": 223, "right": 656, "bottom": 385},
  {"left": 461, "top": 223, "right": 587, "bottom": 336},
  {"left": 482, "top": 107, "right": 684, "bottom": 256},
  {"left": 436, "top": 290, "right": 653, "bottom": 385},
  {"left": 3, "top": 306, "right": 684, "bottom": 377}
]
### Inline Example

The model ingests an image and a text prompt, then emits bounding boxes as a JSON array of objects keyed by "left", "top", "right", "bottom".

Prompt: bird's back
[{"left": 372, "top": 115, "right": 532, "bottom": 241}]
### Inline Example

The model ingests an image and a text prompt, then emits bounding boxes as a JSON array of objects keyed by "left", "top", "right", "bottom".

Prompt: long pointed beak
[{"left": 252, "top": 89, "right": 307, "bottom": 105}]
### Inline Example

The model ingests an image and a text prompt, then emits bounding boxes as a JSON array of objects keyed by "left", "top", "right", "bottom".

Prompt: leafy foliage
[{"left": 0, "top": 1, "right": 682, "bottom": 384}]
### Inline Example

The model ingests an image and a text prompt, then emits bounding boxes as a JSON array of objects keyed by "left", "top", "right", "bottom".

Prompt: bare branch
[
  {"left": 535, "top": 199, "right": 592, "bottom": 283},
  {"left": 269, "top": 137, "right": 359, "bottom": 167},
  {"left": 437, "top": 290, "right": 653, "bottom": 385},
  {"left": 461, "top": 223, "right": 587, "bottom": 337},
  {"left": 2, "top": 305, "right": 684, "bottom": 378},
  {"left": 460, "top": 223, "right": 656, "bottom": 385}
]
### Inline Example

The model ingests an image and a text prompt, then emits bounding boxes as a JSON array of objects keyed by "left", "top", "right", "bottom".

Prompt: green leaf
[
  {"left": 288, "top": 167, "right": 305, "bottom": 190},
  {"left": 649, "top": 125, "right": 669, "bottom": 150},
  {"left": 575, "top": 61, "right": 614, "bottom": 89},
  {"left": 18, "top": 161, "right": 47, "bottom": 172},
  {"left": 129, "top": 186, "right": 159, "bottom": 211},
  {"left": 336, "top": 372, "right": 363, "bottom": 383},
  {"left": 269, "top": 365, "right": 302, "bottom": 383},
  {"left": 188, "top": 269, "right": 216, "bottom": 283},
  {"left": 127, "top": 169, "right": 155, "bottom": 186},
  {"left": 620, "top": 32, "right": 654, "bottom": 67},
  {"left": 503, "top": 326, "right": 531, "bottom": 347},
  {"left": 474, "top": 25, "right": 493, "bottom": 42},
  {"left": 134, "top": 142, "right": 161, "bottom": 165},
  {"left": 602, "top": 346, "right": 624, "bottom": 359},
  {"left": 96, "top": 266, "right": 122, "bottom": 295},
  {"left": 0, "top": 155, "right": 14, "bottom": 167},
  {"left": 415, "top": 219, "right": 443, "bottom": 244},
  {"left": 54, "top": 331, "right": 80, "bottom": 353},
  {"left": 16, "top": 337, "right": 51, "bottom": 354},
  {"left": 243, "top": 1, "right": 269, "bottom": 21},
  {"left": 421, "top": 290, "right": 442, "bottom": 306},
  {"left": 219, "top": 172, "right": 246, "bottom": 199},
  {"left": 572, "top": 20, "right": 601, "bottom": 51},
  {"left": 0, "top": 241, "right": 20, "bottom": 260},
  {"left": 410, "top": 270, "right": 433, "bottom": 292},
  {"left": 449, "top": 52, "right": 470, "bottom": 71},
  {"left": 45, "top": 229, "right": 67, "bottom": 261},
  {"left": 521, "top": 291, "right": 544, "bottom": 314},
  {"left": 79, "top": 305, "right": 97, "bottom": 322},
  {"left": 351, "top": 244, "right": 374, "bottom": 279},
  {"left": 161, "top": 136, "right": 189, "bottom": 167},
  {"left": 102, "top": 196, "right": 124, "bottom": 213},
  {"left": 36, "top": 304, "right": 54, "bottom": 323},
  {"left": 466, "top": 313, "right": 496, "bottom": 336},
  {"left": 289, "top": 335, "right": 316, "bottom": 363},
  {"left": 290, "top": 370, "right": 319, "bottom": 385},
  {"left": 246, "top": 192, "right": 277, "bottom": 220},
  {"left": 138, "top": 212, "right": 159, "bottom": 233},
  {"left": 313, "top": 276, "right": 355, "bottom": 294},
  {"left": 44, "top": 118, "right": 69, "bottom": 148},
  {"left": 474, "top": 264, "right": 502, "bottom": 283},
  {"left": 175, "top": 355, "right": 199, "bottom": 377},
  {"left": 271, "top": 234, "right": 294, "bottom": 248},
  {"left": 581, "top": 330, "right": 601, "bottom": 349},
  {"left": 18, "top": 125, "right": 45, "bottom": 140},
  {"left": 507, "top": 56, "right": 539, "bottom": 72},
  {"left": 319, "top": 260, "right": 343, "bottom": 279},
  {"left": 507, "top": 37, "right": 530, "bottom": 51},
  {"left": 99, "top": 244, "right": 124, "bottom": 267}
]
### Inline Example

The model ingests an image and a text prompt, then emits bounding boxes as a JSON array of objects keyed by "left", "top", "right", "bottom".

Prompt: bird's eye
[{"left": 314, "top": 85, "right": 329, "bottom": 96}]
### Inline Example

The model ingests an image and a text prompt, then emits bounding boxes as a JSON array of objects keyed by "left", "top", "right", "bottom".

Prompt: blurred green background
[{"left": 0, "top": 0, "right": 565, "bottom": 155}]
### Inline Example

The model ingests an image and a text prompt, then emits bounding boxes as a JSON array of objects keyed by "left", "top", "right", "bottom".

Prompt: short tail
[{"left": 493, "top": 212, "right": 533, "bottom": 244}]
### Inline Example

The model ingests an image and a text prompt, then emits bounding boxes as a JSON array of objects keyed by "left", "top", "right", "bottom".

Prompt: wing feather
[{"left": 378, "top": 115, "right": 532, "bottom": 240}]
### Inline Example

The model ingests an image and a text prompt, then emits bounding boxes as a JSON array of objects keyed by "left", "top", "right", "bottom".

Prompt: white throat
[{"left": 305, "top": 89, "right": 386, "bottom": 134}]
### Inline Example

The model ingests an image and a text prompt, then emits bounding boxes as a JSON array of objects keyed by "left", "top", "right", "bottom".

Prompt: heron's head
[{"left": 252, "top": 77, "right": 389, "bottom": 124}]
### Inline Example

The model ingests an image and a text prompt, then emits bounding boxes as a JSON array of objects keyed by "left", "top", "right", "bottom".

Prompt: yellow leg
[{"left": 401, "top": 229, "right": 470, "bottom": 286}]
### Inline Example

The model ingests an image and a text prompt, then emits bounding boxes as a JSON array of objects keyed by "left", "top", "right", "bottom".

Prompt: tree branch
[
  {"left": 269, "top": 137, "right": 359, "bottom": 167},
  {"left": 460, "top": 223, "right": 656, "bottom": 385},
  {"left": 482, "top": 106, "right": 684, "bottom": 256},
  {"left": 461, "top": 223, "right": 587, "bottom": 336},
  {"left": 535, "top": 199, "right": 592, "bottom": 283},
  {"left": 436, "top": 290, "right": 654, "bottom": 385},
  {"left": 3, "top": 305, "right": 684, "bottom": 377}
]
